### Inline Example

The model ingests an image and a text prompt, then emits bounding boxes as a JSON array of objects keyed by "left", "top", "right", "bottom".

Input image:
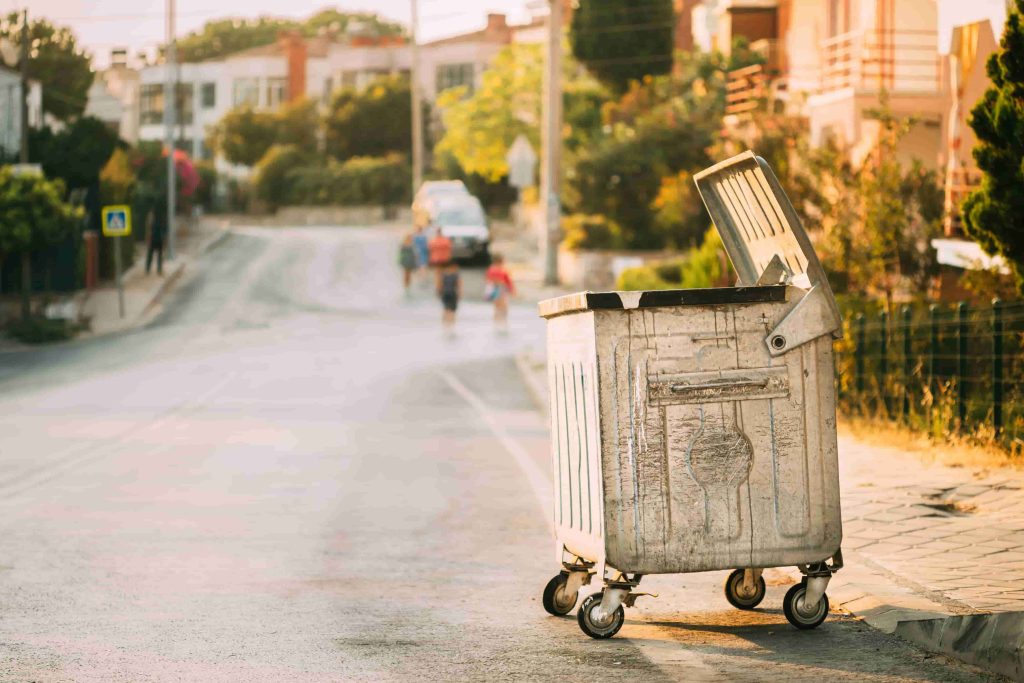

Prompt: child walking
[
  {"left": 399, "top": 233, "right": 417, "bottom": 292},
  {"left": 438, "top": 261, "right": 461, "bottom": 336},
  {"left": 484, "top": 254, "right": 515, "bottom": 332}
]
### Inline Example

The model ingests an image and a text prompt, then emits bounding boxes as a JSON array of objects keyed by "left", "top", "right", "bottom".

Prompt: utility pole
[
  {"left": 165, "top": 0, "right": 178, "bottom": 260},
  {"left": 19, "top": 8, "right": 28, "bottom": 163},
  {"left": 410, "top": 0, "right": 423, "bottom": 195},
  {"left": 541, "top": 0, "right": 562, "bottom": 286}
]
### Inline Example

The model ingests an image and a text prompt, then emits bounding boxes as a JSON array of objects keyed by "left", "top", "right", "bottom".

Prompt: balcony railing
[
  {"left": 724, "top": 39, "right": 785, "bottom": 117},
  {"left": 944, "top": 166, "right": 983, "bottom": 236},
  {"left": 726, "top": 64, "right": 771, "bottom": 115},
  {"left": 820, "top": 29, "right": 940, "bottom": 94}
]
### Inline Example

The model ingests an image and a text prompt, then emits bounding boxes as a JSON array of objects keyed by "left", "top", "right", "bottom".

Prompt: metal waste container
[{"left": 538, "top": 151, "right": 845, "bottom": 638}]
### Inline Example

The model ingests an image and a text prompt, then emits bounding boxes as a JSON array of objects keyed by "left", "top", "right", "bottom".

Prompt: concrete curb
[{"left": 895, "top": 612, "right": 1024, "bottom": 681}]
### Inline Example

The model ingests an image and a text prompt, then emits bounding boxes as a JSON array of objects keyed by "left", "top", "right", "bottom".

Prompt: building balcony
[{"left": 819, "top": 29, "right": 941, "bottom": 96}]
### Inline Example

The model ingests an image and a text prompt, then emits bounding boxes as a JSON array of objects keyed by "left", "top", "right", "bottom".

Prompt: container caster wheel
[
  {"left": 542, "top": 573, "right": 579, "bottom": 616},
  {"left": 577, "top": 591, "right": 625, "bottom": 639},
  {"left": 783, "top": 582, "right": 829, "bottom": 629},
  {"left": 724, "top": 569, "right": 765, "bottom": 610}
]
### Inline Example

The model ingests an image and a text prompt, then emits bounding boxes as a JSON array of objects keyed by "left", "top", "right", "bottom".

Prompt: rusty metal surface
[{"left": 546, "top": 300, "right": 841, "bottom": 576}]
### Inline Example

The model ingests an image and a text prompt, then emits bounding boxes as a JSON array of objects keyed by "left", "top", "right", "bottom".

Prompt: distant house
[
  {"left": 85, "top": 48, "right": 140, "bottom": 144},
  {"left": 123, "top": 13, "right": 534, "bottom": 166}
]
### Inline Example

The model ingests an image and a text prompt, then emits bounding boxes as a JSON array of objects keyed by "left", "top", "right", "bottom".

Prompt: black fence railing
[{"left": 835, "top": 300, "right": 1024, "bottom": 452}]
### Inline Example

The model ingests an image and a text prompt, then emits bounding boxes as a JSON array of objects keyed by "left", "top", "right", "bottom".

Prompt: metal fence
[{"left": 835, "top": 300, "right": 1024, "bottom": 452}]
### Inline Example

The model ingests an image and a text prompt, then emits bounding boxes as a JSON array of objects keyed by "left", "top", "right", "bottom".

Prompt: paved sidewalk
[{"left": 80, "top": 221, "right": 229, "bottom": 337}]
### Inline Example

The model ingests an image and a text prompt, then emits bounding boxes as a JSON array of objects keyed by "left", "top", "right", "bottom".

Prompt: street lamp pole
[
  {"left": 410, "top": 0, "right": 423, "bottom": 195},
  {"left": 541, "top": 0, "right": 562, "bottom": 286},
  {"left": 165, "top": 0, "right": 177, "bottom": 260},
  {"left": 19, "top": 8, "right": 28, "bottom": 164}
]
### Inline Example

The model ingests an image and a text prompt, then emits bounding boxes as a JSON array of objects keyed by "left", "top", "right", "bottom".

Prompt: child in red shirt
[{"left": 484, "top": 254, "right": 515, "bottom": 331}]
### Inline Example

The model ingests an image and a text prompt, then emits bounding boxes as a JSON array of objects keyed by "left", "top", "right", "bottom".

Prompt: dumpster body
[{"left": 539, "top": 151, "right": 845, "bottom": 638}]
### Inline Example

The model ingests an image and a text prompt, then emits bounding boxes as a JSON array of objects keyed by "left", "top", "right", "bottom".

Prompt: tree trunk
[{"left": 20, "top": 250, "right": 31, "bottom": 321}]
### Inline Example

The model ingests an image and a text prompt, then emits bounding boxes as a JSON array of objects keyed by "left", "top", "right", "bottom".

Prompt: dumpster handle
[{"left": 670, "top": 378, "right": 768, "bottom": 392}]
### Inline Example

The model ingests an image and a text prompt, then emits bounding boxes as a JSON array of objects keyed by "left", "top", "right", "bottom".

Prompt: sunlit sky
[{"left": 7, "top": 0, "right": 1010, "bottom": 68}]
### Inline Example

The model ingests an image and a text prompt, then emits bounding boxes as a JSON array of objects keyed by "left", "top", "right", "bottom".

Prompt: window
[
  {"left": 140, "top": 83, "right": 192, "bottom": 125},
  {"left": 201, "top": 82, "right": 216, "bottom": 109},
  {"left": 233, "top": 78, "right": 259, "bottom": 107},
  {"left": 140, "top": 83, "right": 164, "bottom": 125},
  {"left": 340, "top": 70, "right": 358, "bottom": 89},
  {"left": 436, "top": 63, "right": 474, "bottom": 96},
  {"left": 322, "top": 77, "right": 334, "bottom": 104},
  {"left": 175, "top": 83, "right": 194, "bottom": 126},
  {"left": 266, "top": 77, "right": 287, "bottom": 108}
]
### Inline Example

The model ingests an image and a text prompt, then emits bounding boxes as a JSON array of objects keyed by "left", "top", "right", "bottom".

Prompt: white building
[
  {"left": 0, "top": 64, "right": 42, "bottom": 160},
  {"left": 84, "top": 48, "right": 140, "bottom": 144},
  {"left": 131, "top": 13, "right": 525, "bottom": 162}
]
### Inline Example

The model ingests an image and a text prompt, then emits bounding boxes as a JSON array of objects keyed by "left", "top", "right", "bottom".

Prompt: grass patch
[
  {"left": 4, "top": 317, "right": 79, "bottom": 344},
  {"left": 839, "top": 415, "right": 1023, "bottom": 471}
]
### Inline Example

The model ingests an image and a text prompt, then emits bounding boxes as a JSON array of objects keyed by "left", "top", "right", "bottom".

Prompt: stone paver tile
[
  {"left": 846, "top": 527, "right": 903, "bottom": 541},
  {"left": 858, "top": 542, "right": 913, "bottom": 558},
  {"left": 913, "top": 540, "right": 969, "bottom": 552},
  {"left": 840, "top": 537, "right": 882, "bottom": 550},
  {"left": 976, "top": 539, "right": 1022, "bottom": 550}
]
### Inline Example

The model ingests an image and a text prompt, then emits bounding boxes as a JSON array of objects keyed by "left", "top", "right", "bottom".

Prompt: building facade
[{"left": 126, "top": 13, "right": 525, "bottom": 164}]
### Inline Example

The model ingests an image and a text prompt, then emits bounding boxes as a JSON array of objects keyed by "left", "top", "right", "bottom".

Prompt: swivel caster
[
  {"left": 724, "top": 568, "right": 766, "bottom": 610},
  {"left": 542, "top": 573, "right": 579, "bottom": 616},
  {"left": 577, "top": 591, "right": 625, "bottom": 639},
  {"left": 783, "top": 581, "right": 829, "bottom": 629}
]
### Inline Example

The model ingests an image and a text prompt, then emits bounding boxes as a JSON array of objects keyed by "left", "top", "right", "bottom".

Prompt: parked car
[
  {"left": 412, "top": 180, "right": 469, "bottom": 229},
  {"left": 428, "top": 197, "right": 490, "bottom": 265}
]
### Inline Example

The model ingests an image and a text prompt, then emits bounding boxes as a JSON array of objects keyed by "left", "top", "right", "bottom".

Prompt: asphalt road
[{"left": 0, "top": 226, "right": 1000, "bottom": 682}]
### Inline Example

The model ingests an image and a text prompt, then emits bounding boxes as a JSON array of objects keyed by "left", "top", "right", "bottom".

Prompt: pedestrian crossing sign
[{"left": 101, "top": 205, "right": 132, "bottom": 237}]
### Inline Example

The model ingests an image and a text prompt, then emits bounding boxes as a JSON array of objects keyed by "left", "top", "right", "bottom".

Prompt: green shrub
[
  {"left": 615, "top": 228, "right": 731, "bottom": 291},
  {"left": 276, "top": 153, "right": 411, "bottom": 207},
  {"left": 679, "top": 228, "right": 729, "bottom": 289},
  {"left": 333, "top": 154, "right": 410, "bottom": 206},
  {"left": 562, "top": 214, "right": 624, "bottom": 250},
  {"left": 5, "top": 316, "right": 79, "bottom": 343},
  {"left": 253, "top": 144, "right": 310, "bottom": 209},
  {"left": 616, "top": 265, "right": 675, "bottom": 291}
]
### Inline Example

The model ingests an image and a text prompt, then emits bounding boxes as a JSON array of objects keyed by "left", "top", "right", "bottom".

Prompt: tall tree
[
  {"left": 177, "top": 11, "right": 405, "bottom": 62},
  {"left": 0, "top": 13, "right": 93, "bottom": 122},
  {"left": 570, "top": 0, "right": 675, "bottom": 94},
  {"left": 0, "top": 169, "right": 80, "bottom": 319},
  {"left": 206, "top": 106, "right": 278, "bottom": 166},
  {"left": 435, "top": 44, "right": 543, "bottom": 182},
  {"left": 324, "top": 75, "right": 420, "bottom": 161},
  {"left": 29, "top": 116, "right": 121, "bottom": 190},
  {"left": 961, "top": 0, "right": 1024, "bottom": 292}
]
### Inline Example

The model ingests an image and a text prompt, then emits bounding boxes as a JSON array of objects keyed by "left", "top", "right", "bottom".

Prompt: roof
[
  {"left": 205, "top": 33, "right": 335, "bottom": 62},
  {"left": 422, "top": 29, "right": 494, "bottom": 48}
]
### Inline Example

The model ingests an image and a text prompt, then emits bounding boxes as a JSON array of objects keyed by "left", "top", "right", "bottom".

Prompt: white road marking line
[{"left": 438, "top": 370, "right": 553, "bottom": 534}]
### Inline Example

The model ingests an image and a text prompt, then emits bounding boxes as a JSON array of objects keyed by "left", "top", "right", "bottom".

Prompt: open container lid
[{"left": 693, "top": 151, "right": 843, "bottom": 354}]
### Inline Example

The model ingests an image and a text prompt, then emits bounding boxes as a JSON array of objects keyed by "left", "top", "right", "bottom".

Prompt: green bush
[
  {"left": 615, "top": 228, "right": 731, "bottom": 291},
  {"left": 616, "top": 265, "right": 675, "bottom": 291},
  {"left": 275, "top": 153, "right": 412, "bottom": 208},
  {"left": 5, "top": 316, "right": 79, "bottom": 343},
  {"left": 562, "top": 214, "right": 624, "bottom": 250},
  {"left": 253, "top": 144, "right": 310, "bottom": 209},
  {"left": 678, "top": 228, "right": 729, "bottom": 289},
  {"left": 337, "top": 154, "right": 410, "bottom": 206}
]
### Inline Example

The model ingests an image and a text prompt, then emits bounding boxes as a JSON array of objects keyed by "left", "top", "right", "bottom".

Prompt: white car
[
  {"left": 413, "top": 180, "right": 470, "bottom": 229},
  {"left": 428, "top": 198, "right": 490, "bottom": 264}
]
